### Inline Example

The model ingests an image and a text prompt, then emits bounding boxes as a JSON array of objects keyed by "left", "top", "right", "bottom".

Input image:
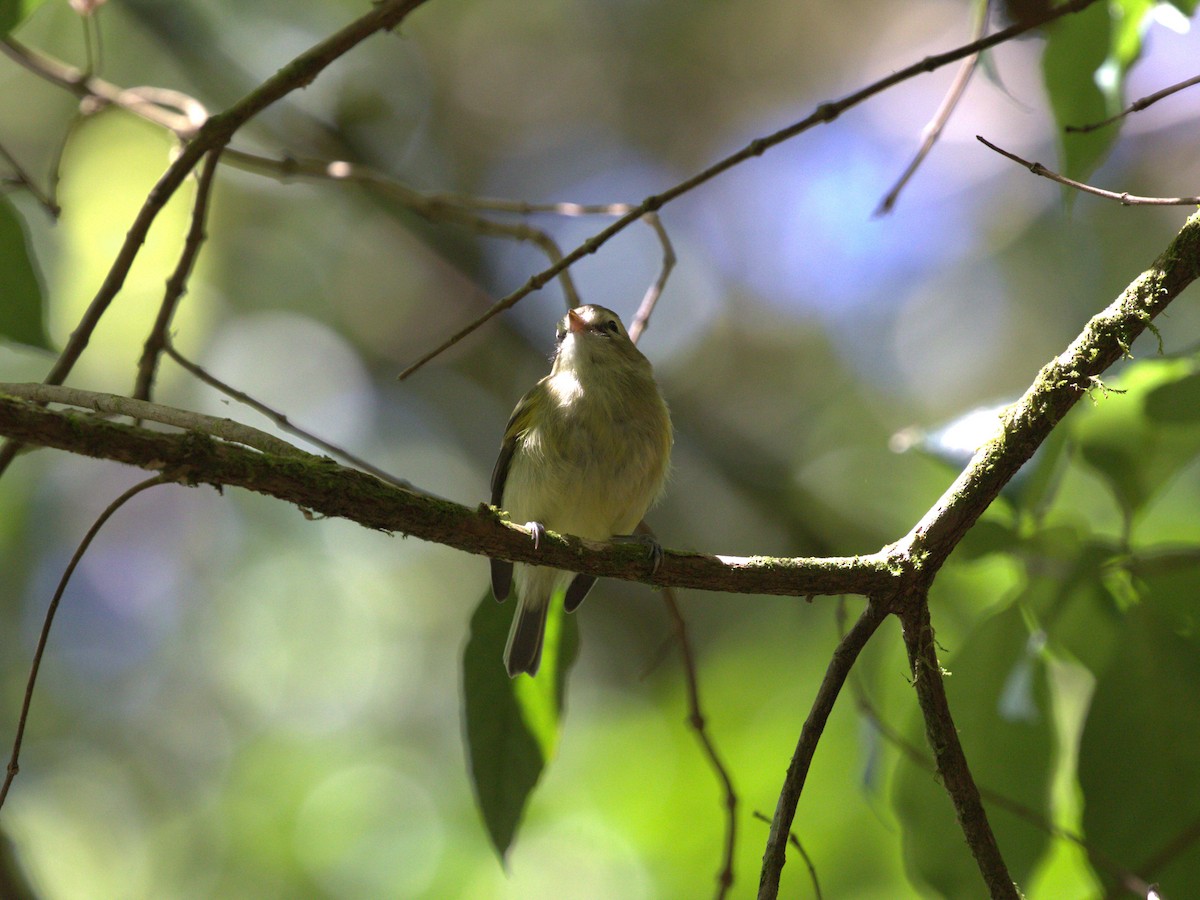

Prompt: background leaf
[
  {"left": 1073, "top": 360, "right": 1200, "bottom": 515},
  {"left": 461, "top": 588, "right": 579, "bottom": 859},
  {"left": 1144, "top": 369, "right": 1200, "bottom": 424},
  {"left": 1078, "top": 596, "right": 1200, "bottom": 895},
  {"left": 0, "top": 196, "right": 51, "bottom": 350},
  {"left": 0, "top": 0, "right": 50, "bottom": 35}
]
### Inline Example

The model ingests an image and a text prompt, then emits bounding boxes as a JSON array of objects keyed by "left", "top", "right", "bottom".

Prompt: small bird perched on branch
[{"left": 490, "top": 304, "right": 673, "bottom": 677}]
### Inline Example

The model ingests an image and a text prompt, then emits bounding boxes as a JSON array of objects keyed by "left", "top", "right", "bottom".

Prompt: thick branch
[
  {"left": 894, "top": 208, "right": 1200, "bottom": 572},
  {"left": 0, "top": 394, "right": 891, "bottom": 598}
]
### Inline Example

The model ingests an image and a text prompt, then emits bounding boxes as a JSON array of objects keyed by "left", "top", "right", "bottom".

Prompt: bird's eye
[{"left": 603, "top": 320, "right": 620, "bottom": 334}]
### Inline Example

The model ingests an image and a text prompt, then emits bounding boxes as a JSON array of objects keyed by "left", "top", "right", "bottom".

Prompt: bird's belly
[{"left": 503, "top": 427, "right": 664, "bottom": 540}]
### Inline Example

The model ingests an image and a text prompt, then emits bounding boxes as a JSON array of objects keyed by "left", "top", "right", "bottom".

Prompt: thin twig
[
  {"left": 660, "top": 582, "right": 738, "bottom": 899},
  {"left": 162, "top": 341, "right": 425, "bottom": 494},
  {"left": 1066, "top": 72, "right": 1200, "bottom": 134},
  {"left": 1119, "top": 813, "right": 1200, "bottom": 899},
  {"left": 395, "top": 0, "right": 1103, "bottom": 380},
  {"left": 758, "top": 598, "right": 889, "bottom": 900},
  {"left": 751, "top": 811, "right": 823, "bottom": 900},
  {"left": 899, "top": 596, "right": 1018, "bottom": 899},
  {"left": 627, "top": 212, "right": 674, "bottom": 344},
  {"left": 0, "top": 37, "right": 207, "bottom": 136},
  {"left": 424, "top": 196, "right": 675, "bottom": 319},
  {"left": 221, "top": 148, "right": 582, "bottom": 308},
  {"left": 876, "top": 0, "right": 990, "bottom": 215},
  {"left": 134, "top": 148, "right": 222, "bottom": 402},
  {"left": 0, "top": 475, "right": 169, "bottom": 811},
  {"left": 0, "top": 140, "right": 59, "bottom": 218},
  {"left": 977, "top": 135, "right": 1200, "bottom": 205}
]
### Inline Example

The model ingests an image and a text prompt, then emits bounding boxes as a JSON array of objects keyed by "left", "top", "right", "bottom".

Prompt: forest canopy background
[{"left": 2, "top": 0, "right": 1200, "bottom": 897}]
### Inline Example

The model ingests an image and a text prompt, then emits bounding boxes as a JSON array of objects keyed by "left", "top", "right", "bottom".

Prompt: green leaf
[
  {"left": 1073, "top": 359, "right": 1200, "bottom": 514},
  {"left": 0, "top": 196, "right": 51, "bottom": 350},
  {"left": 892, "top": 605, "right": 1055, "bottom": 896},
  {"left": 1144, "top": 369, "right": 1200, "bottom": 424},
  {"left": 1042, "top": 1, "right": 1114, "bottom": 181},
  {"left": 1026, "top": 537, "right": 1124, "bottom": 674},
  {"left": 1108, "top": 0, "right": 1156, "bottom": 69},
  {"left": 1040, "top": 0, "right": 1171, "bottom": 183},
  {"left": 1078, "top": 598, "right": 1200, "bottom": 895},
  {"left": 0, "top": 0, "right": 50, "bottom": 35},
  {"left": 461, "top": 587, "right": 579, "bottom": 859}
]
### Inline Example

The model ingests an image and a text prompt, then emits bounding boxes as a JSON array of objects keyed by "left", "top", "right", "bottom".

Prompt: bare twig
[
  {"left": 1119, "top": 813, "right": 1200, "bottom": 899},
  {"left": 660, "top": 582, "right": 738, "bottom": 899},
  {"left": 900, "top": 597, "right": 1018, "bottom": 898},
  {"left": 751, "top": 811, "right": 823, "bottom": 900},
  {"left": 0, "top": 475, "right": 169, "bottom": 810},
  {"left": 0, "top": 37, "right": 207, "bottom": 136},
  {"left": 395, "top": 0, "right": 1103, "bottom": 380},
  {"left": 134, "top": 148, "right": 222, "bottom": 401},
  {"left": 977, "top": 135, "right": 1200, "bottom": 205},
  {"left": 876, "top": 0, "right": 990, "bottom": 215},
  {"left": 1067, "top": 72, "right": 1200, "bottom": 134},
  {"left": 162, "top": 341, "right": 425, "bottom": 494},
  {"left": 758, "top": 598, "right": 889, "bottom": 900},
  {"left": 425, "top": 197, "right": 676, "bottom": 320},
  {"left": 221, "top": 148, "right": 582, "bottom": 308},
  {"left": 627, "top": 212, "right": 674, "bottom": 344}
]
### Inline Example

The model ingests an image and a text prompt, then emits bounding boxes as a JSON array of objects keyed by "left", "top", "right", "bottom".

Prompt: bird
[{"left": 490, "top": 304, "right": 673, "bottom": 677}]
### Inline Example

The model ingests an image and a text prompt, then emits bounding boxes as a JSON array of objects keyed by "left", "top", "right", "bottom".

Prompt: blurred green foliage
[
  {"left": 0, "top": 196, "right": 50, "bottom": 350},
  {"left": 1, "top": 0, "right": 1200, "bottom": 897}
]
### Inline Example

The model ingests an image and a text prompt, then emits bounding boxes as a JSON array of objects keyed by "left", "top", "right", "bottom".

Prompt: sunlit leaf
[
  {"left": 0, "top": 0, "right": 50, "bottom": 34},
  {"left": 0, "top": 196, "right": 51, "bottom": 350},
  {"left": 1078, "top": 598, "right": 1200, "bottom": 895},
  {"left": 461, "top": 587, "right": 579, "bottom": 859},
  {"left": 892, "top": 605, "right": 1054, "bottom": 896},
  {"left": 1073, "top": 359, "right": 1200, "bottom": 514}
]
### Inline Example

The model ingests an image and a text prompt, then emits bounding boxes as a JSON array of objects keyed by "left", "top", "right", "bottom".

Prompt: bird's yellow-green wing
[{"left": 490, "top": 386, "right": 541, "bottom": 601}]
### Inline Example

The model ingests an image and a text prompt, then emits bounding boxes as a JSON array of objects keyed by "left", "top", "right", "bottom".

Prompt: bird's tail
[{"left": 504, "top": 594, "right": 549, "bottom": 678}]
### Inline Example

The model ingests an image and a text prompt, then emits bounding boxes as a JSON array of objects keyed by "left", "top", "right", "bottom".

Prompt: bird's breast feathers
[{"left": 502, "top": 373, "right": 670, "bottom": 539}]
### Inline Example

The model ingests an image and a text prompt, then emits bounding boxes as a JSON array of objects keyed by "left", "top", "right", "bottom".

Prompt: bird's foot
[{"left": 612, "top": 532, "right": 664, "bottom": 575}]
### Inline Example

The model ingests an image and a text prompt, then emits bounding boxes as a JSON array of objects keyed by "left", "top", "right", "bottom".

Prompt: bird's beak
[{"left": 567, "top": 309, "right": 586, "bottom": 334}]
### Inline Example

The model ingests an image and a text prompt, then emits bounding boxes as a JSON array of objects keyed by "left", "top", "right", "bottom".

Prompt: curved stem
[{"left": 0, "top": 476, "right": 169, "bottom": 810}]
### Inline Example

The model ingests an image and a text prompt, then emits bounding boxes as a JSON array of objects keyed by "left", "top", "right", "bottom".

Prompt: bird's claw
[
  {"left": 524, "top": 521, "right": 547, "bottom": 550},
  {"left": 612, "top": 532, "right": 664, "bottom": 575}
]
